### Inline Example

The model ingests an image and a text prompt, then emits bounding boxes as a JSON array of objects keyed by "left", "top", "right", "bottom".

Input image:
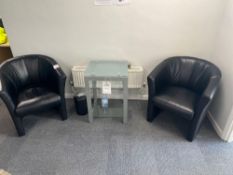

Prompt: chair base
[
  {"left": 59, "top": 102, "right": 68, "bottom": 121},
  {"left": 11, "top": 102, "right": 68, "bottom": 136},
  {"left": 186, "top": 135, "right": 194, "bottom": 142},
  {"left": 147, "top": 105, "right": 161, "bottom": 122},
  {"left": 12, "top": 117, "right": 25, "bottom": 137}
]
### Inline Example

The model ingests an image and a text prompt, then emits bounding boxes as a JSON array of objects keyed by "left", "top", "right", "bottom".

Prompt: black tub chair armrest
[
  {"left": 0, "top": 79, "right": 16, "bottom": 114},
  {"left": 147, "top": 60, "right": 169, "bottom": 98},
  {"left": 188, "top": 76, "right": 221, "bottom": 141},
  {"left": 51, "top": 64, "right": 66, "bottom": 95},
  {"left": 202, "top": 76, "right": 221, "bottom": 100},
  {"left": 53, "top": 64, "right": 66, "bottom": 80}
]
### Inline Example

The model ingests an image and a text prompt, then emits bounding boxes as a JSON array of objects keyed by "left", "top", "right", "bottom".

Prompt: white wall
[
  {"left": 209, "top": 0, "right": 233, "bottom": 141},
  {"left": 0, "top": 0, "right": 227, "bottom": 94}
]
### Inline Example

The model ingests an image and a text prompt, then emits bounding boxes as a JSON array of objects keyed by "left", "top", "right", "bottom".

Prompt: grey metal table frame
[{"left": 84, "top": 60, "right": 128, "bottom": 123}]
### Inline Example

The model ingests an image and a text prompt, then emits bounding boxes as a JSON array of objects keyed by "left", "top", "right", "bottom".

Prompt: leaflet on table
[{"left": 102, "top": 81, "right": 112, "bottom": 95}]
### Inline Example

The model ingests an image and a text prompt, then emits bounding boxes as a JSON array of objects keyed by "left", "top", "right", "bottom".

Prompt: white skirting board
[{"left": 207, "top": 111, "right": 228, "bottom": 141}]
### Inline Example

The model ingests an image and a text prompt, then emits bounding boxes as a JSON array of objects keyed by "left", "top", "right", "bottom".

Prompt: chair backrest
[
  {"left": 0, "top": 54, "right": 56, "bottom": 96},
  {"left": 162, "top": 56, "right": 221, "bottom": 94}
]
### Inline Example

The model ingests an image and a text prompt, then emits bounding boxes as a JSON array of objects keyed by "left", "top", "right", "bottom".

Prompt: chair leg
[
  {"left": 59, "top": 100, "right": 68, "bottom": 121},
  {"left": 147, "top": 103, "right": 160, "bottom": 122},
  {"left": 12, "top": 117, "right": 25, "bottom": 136},
  {"left": 186, "top": 117, "right": 205, "bottom": 142},
  {"left": 187, "top": 128, "right": 197, "bottom": 142}
]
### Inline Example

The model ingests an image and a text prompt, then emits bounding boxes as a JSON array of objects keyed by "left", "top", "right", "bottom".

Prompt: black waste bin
[{"left": 74, "top": 93, "right": 88, "bottom": 115}]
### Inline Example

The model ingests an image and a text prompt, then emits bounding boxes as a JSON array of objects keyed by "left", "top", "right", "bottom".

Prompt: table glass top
[{"left": 84, "top": 60, "right": 128, "bottom": 78}]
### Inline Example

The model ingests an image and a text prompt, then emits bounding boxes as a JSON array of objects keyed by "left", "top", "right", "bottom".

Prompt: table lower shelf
[{"left": 92, "top": 99, "right": 123, "bottom": 118}]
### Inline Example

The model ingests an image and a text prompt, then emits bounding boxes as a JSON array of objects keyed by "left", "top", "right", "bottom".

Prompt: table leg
[
  {"left": 93, "top": 80, "right": 97, "bottom": 107},
  {"left": 123, "top": 78, "right": 128, "bottom": 123},
  {"left": 85, "top": 78, "right": 93, "bottom": 123}
]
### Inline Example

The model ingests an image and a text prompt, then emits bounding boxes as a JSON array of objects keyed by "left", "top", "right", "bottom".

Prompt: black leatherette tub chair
[
  {"left": 147, "top": 56, "right": 221, "bottom": 141},
  {"left": 0, "top": 54, "right": 68, "bottom": 136}
]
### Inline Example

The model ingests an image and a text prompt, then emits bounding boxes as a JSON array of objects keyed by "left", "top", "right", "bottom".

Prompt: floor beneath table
[{"left": 0, "top": 100, "right": 232, "bottom": 175}]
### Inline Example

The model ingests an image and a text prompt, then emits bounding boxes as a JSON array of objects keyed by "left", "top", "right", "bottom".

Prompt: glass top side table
[{"left": 84, "top": 60, "right": 128, "bottom": 123}]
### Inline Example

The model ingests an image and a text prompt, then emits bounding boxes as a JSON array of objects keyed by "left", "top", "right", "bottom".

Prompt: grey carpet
[{"left": 0, "top": 100, "right": 233, "bottom": 175}]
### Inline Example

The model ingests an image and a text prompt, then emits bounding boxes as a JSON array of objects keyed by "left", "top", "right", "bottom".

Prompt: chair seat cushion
[
  {"left": 16, "top": 87, "right": 61, "bottom": 116},
  {"left": 153, "top": 86, "right": 199, "bottom": 120}
]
